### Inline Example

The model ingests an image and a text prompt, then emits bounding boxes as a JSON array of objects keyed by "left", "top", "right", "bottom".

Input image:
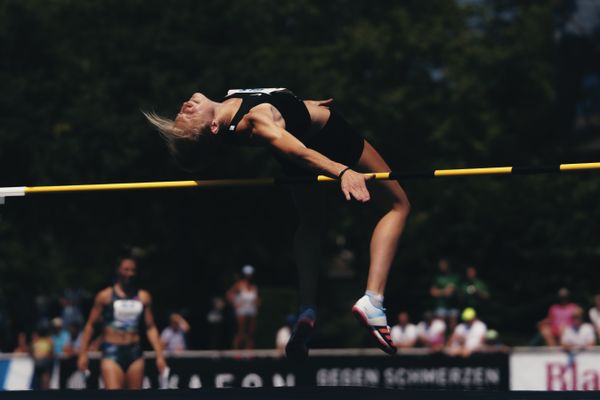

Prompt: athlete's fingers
[
  {"left": 348, "top": 182, "right": 368, "bottom": 202},
  {"left": 340, "top": 182, "right": 351, "bottom": 201},
  {"left": 343, "top": 188, "right": 351, "bottom": 201},
  {"left": 354, "top": 186, "right": 370, "bottom": 202},
  {"left": 360, "top": 187, "right": 371, "bottom": 202},
  {"left": 317, "top": 98, "right": 334, "bottom": 106}
]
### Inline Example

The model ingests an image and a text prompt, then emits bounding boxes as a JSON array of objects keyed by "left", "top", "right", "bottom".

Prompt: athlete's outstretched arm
[
  {"left": 77, "top": 290, "right": 107, "bottom": 371},
  {"left": 173, "top": 313, "right": 190, "bottom": 334},
  {"left": 247, "top": 105, "right": 373, "bottom": 202}
]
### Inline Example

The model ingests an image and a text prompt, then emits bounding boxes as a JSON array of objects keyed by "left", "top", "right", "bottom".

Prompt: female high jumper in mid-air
[{"left": 145, "top": 88, "right": 410, "bottom": 357}]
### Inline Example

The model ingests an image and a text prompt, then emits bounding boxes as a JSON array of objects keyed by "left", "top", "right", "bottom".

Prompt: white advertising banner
[{"left": 510, "top": 351, "right": 600, "bottom": 391}]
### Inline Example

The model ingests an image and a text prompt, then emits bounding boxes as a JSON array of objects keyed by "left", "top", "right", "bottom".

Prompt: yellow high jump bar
[{"left": 1, "top": 162, "right": 599, "bottom": 200}]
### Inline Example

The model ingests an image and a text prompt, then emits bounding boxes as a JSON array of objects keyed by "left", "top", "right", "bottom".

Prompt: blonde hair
[
  {"left": 142, "top": 111, "right": 192, "bottom": 141},
  {"left": 142, "top": 110, "right": 214, "bottom": 171}
]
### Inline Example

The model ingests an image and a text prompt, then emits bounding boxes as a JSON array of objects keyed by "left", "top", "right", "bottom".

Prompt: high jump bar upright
[{"left": 1, "top": 161, "right": 599, "bottom": 201}]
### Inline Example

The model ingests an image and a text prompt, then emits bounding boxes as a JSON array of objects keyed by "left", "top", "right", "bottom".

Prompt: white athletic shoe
[{"left": 352, "top": 295, "right": 396, "bottom": 355}]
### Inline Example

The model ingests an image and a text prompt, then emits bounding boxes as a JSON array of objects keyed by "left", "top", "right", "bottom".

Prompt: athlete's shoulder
[{"left": 245, "top": 103, "right": 280, "bottom": 126}]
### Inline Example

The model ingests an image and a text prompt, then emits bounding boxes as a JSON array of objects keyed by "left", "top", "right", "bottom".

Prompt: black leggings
[{"left": 280, "top": 110, "right": 366, "bottom": 308}]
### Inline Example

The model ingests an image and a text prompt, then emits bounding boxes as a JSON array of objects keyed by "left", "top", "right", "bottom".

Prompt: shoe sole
[{"left": 352, "top": 305, "right": 397, "bottom": 355}]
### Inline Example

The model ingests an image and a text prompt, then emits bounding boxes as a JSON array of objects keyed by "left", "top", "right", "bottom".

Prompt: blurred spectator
[
  {"left": 391, "top": 312, "right": 418, "bottom": 349},
  {"left": 459, "top": 265, "right": 490, "bottom": 310},
  {"left": 446, "top": 307, "right": 487, "bottom": 357},
  {"left": 31, "top": 321, "right": 53, "bottom": 390},
  {"left": 206, "top": 297, "right": 226, "bottom": 349},
  {"left": 13, "top": 332, "right": 29, "bottom": 354},
  {"left": 537, "top": 288, "right": 579, "bottom": 346},
  {"left": 446, "top": 312, "right": 460, "bottom": 342},
  {"left": 226, "top": 265, "right": 260, "bottom": 350},
  {"left": 66, "top": 322, "right": 82, "bottom": 355},
  {"left": 561, "top": 306, "right": 596, "bottom": 350},
  {"left": 275, "top": 314, "right": 296, "bottom": 356},
  {"left": 417, "top": 311, "right": 446, "bottom": 351},
  {"left": 50, "top": 317, "right": 72, "bottom": 357},
  {"left": 160, "top": 313, "right": 190, "bottom": 353},
  {"left": 588, "top": 293, "right": 600, "bottom": 341},
  {"left": 60, "top": 288, "right": 85, "bottom": 328},
  {"left": 482, "top": 329, "right": 510, "bottom": 353},
  {"left": 34, "top": 295, "right": 53, "bottom": 325},
  {"left": 430, "top": 258, "right": 460, "bottom": 320}
]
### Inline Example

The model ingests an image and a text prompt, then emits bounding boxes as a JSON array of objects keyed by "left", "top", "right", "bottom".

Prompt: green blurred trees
[{"left": 0, "top": 0, "right": 598, "bottom": 349}]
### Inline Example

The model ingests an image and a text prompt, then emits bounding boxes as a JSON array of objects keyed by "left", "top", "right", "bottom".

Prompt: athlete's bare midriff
[{"left": 103, "top": 326, "right": 140, "bottom": 345}]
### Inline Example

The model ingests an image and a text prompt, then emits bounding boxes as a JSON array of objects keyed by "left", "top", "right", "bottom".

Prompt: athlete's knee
[
  {"left": 375, "top": 181, "right": 410, "bottom": 216},
  {"left": 389, "top": 189, "right": 410, "bottom": 219},
  {"left": 394, "top": 196, "right": 410, "bottom": 216}
]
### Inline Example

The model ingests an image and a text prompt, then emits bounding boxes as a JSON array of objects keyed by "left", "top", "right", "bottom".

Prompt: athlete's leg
[
  {"left": 356, "top": 140, "right": 410, "bottom": 295},
  {"left": 289, "top": 184, "right": 327, "bottom": 308},
  {"left": 125, "top": 358, "right": 145, "bottom": 389},
  {"left": 351, "top": 140, "right": 410, "bottom": 354},
  {"left": 233, "top": 315, "right": 246, "bottom": 349},
  {"left": 101, "top": 359, "right": 125, "bottom": 389},
  {"left": 285, "top": 184, "right": 327, "bottom": 358},
  {"left": 246, "top": 315, "right": 257, "bottom": 350}
]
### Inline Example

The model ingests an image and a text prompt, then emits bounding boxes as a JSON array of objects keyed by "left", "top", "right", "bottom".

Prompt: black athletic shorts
[{"left": 101, "top": 342, "right": 143, "bottom": 371}]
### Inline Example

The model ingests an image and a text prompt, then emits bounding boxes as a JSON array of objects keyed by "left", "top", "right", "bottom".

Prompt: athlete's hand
[
  {"left": 340, "top": 169, "right": 373, "bottom": 202},
  {"left": 156, "top": 356, "right": 167, "bottom": 374},
  {"left": 306, "top": 98, "right": 334, "bottom": 108},
  {"left": 77, "top": 353, "right": 89, "bottom": 372},
  {"left": 316, "top": 98, "right": 333, "bottom": 107}
]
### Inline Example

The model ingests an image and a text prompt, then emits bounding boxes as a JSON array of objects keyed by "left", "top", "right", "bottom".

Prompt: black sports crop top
[
  {"left": 102, "top": 287, "right": 144, "bottom": 333},
  {"left": 222, "top": 88, "right": 311, "bottom": 140}
]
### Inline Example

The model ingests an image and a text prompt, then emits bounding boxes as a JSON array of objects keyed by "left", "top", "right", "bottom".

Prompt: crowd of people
[
  {"left": 10, "top": 257, "right": 191, "bottom": 389},
  {"left": 3, "top": 256, "right": 600, "bottom": 388},
  {"left": 387, "top": 307, "right": 503, "bottom": 357},
  {"left": 536, "top": 288, "right": 599, "bottom": 350},
  {"left": 379, "top": 259, "right": 600, "bottom": 356},
  {"left": 5, "top": 260, "right": 263, "bottom": 389},
  {"left": 382, "top": 258, "right": 499, "bottom": 357}
]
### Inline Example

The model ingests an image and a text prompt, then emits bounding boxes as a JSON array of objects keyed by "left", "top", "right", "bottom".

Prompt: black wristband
[{"left": 338, "top": 167, "right": 351, "bottom": 179}]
